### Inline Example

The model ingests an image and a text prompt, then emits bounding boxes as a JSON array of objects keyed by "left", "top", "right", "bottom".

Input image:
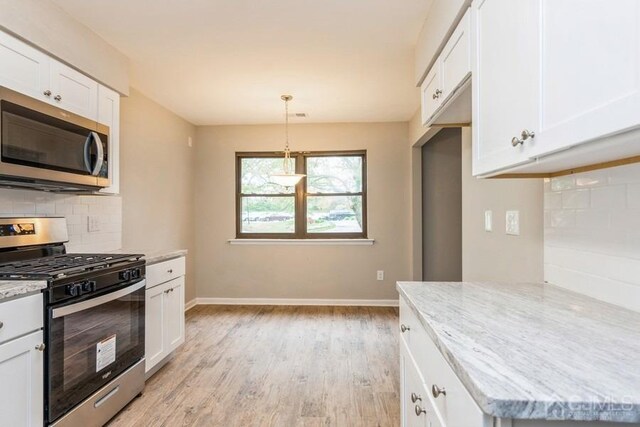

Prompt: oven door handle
[{"left": 52, "top": 280, "right": 145, "bottom": 319}]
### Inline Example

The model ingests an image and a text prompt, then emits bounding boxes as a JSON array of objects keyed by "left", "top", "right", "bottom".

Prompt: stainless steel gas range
[{"left": 0, "top": 217, "right": 145, "bottom": 427}]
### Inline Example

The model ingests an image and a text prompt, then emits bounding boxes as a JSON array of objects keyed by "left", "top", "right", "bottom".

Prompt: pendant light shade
[{"left": 270, "top": 95, "right": 305, "bottom": 187}]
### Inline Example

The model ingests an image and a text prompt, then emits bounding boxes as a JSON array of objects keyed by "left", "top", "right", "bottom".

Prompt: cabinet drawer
[
  {"left": 0, "top": 294, "right": 43, "bottom": 344},
  {"left": 400, "top": 297, "right": 485, "bottom": 427},
  {"left": 146, "top": 257, "right": 185, "bottom": 289}
]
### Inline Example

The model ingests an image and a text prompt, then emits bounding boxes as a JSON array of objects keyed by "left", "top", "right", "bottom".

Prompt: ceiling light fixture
[{"left": 270, "top": 95, "right": 305, "bottom": 187}]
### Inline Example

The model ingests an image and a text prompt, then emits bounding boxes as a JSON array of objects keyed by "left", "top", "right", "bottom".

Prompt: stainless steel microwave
[{"left": 0, "top": 86, "right": 110, "bottom": 191}]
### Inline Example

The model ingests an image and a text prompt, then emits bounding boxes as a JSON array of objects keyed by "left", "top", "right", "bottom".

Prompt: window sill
[{"left": 228, "top": 238, "right": 375, "bottom": 246}]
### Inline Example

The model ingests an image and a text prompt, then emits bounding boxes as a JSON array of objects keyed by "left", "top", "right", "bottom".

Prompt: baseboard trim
[
  {"left": 192, "top": 297, "right": 399, "bottom": 307},
  {"left": 185, "top": 298, "right": 198, "bottom": 312}
]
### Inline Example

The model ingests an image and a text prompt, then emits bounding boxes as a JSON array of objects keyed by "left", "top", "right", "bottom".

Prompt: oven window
[
  {"left": 47, "top": 285, "right": 145, "bottom": 422},
  {"left": 0, "top": 100, "right": 107, "bottom": 175}
]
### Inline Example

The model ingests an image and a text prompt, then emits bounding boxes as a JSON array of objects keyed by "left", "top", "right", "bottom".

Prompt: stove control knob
[
  {"left": 66, "top": 284, "right": 80, "bottom": 297},
  {"left": 82, "top": 281, "right": 96, "bottom": 293},
  {"left": 131, "top": 268, "right": 141, "bottom": 279},
  {"left": 119, "top": 270, "right": 131, "bottom": 281}
]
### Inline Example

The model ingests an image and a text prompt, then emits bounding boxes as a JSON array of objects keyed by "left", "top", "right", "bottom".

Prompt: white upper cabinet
[
  {"left": 529, "top": 0, "right": 640, "bottom": 159},
  {"left": 472, "top": 0, "right": 640, "bottom": 176},
  {"left": 421, "top": 8, "right": 472, "bottom": 127},
  {"left": 421, "top": 63, "right": 443, "bottom": 125},
  {"left": 0, "top": 31, "right": 50, "bottom": 102},
  {"left": 49, "top": 61, "right": 98, "bottom": 121},
  {"left": 0, "top": 30, "right": 99, "bottom": 122},
  {"left": 440, "top": 9, "right": 471, "bottom": 99},
  {"left": 471, "top": 0, "right": 540, "bottom": 176},
  {"left": 98, "top": 85, "right": 121, "bottom": 194}
]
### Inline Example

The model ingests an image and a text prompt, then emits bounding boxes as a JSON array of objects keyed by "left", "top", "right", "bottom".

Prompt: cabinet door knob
[
  {"left": 400, "top": 324, "right": 410, "bottom": 333},
  {"left": 0, "top": 321, "right": 3, "bottom": 329},
  {"left": 54, "top": 95, "right": 62, "bottom": 101},
  {"left": 43, "top": 90, "right": 52, "bottom": 97},
  {"left": 432, "top": 384, "right": 446, "bottom": 398},
  {"left": 168, "top": 269, "right": 173, "bottom": 274},
  {"left": 415, "top": 404, "right": 426, "bottom": 416},
  {"left": 410, "top": 392, "right": 422, "bottom": 403},
  {"left": 432, "top": 89, "right": 442, "bottom": 100},
  {"left": 511, "top": 129, "right": 535, "bottom": 147},
  {"left": 35, "top": 343, "right": 46, "bottom": 352}
]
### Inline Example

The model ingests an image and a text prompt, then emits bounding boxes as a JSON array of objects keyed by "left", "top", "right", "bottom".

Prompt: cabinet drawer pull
[
  {"left": 0, "top": 321, "right": 3, "bottom": 329},
  {"left": 54, "top": 94, "right": 62, "bottom": 102},
  {"left": 410, "top": 392, "right": 421, "bottom": 403},
  {"left": 432, "top": 384, "right": 446, "bottom": 398},
  {"left": 167, "top": 269, "right": 174, "bottom": 274},
  {"left": 35, "top": 343, "right": 46, "bottom": 352},
  {"left": 415, "top": 404, "right": 426, "bottom": 416},
  {"left": 400, "top": 324, "right": 410, "bottom": 333},
  {"left": 43, "top": 90, "right": 52, "bottom": 97}
]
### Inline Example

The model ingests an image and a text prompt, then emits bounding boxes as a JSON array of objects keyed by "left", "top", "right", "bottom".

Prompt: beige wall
[
  {"left": 194, "top": 122, "right": 411, "bottom": 300},
  {"left": 120, "top": 89, "right": 196, "bottom": 301},
  {"left": 461, "top": 127, "right": 544, "bottom": 282},
  {"left": 0, "top": 0, "right": 130, "bottom": 94}
]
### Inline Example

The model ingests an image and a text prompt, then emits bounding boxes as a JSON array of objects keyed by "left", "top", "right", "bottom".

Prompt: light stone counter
[
  {"left": 397, "top": 281, "right": 640, "bottom": 423},
  {"left": 110, "top": 249, "right": 187, "bottom": 266},
  {"left": 0, "top": 280, "right": 47, "bottom": 302}
]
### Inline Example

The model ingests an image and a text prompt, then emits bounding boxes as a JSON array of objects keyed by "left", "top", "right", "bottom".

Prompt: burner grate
[{"left": 0, "top": 253, "right": 143, "bottom": 278}]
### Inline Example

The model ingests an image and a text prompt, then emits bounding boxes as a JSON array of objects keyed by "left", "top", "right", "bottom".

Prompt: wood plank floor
[{"left": 108, "top": 305, "right": 400, "bottom": 427}]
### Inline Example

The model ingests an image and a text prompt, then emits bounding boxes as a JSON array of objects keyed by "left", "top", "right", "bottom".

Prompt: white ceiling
[{"left": 52, "top": 0, "right": 432, "bottom": 125}]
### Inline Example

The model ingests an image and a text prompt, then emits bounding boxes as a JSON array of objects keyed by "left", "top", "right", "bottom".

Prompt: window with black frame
[{"left": 236, "top": 151, "right": 366, "bottom": 238}]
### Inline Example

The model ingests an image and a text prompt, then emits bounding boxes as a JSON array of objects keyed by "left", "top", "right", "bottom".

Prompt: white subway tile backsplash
[
  {"left": 590, "top": 185, "right": 626, "bottom": 209},
  {"left": 544, "top": 162, "right": 640, "bottom": 312},
  {"left": 0, "top": 189, "right": 122, "bottom": 253},
  {"left": 550, "top": 175, "right": 576, "bottom": 192},
  {"left": 561, "top": 189, "right": 590, "bottom": 209}
]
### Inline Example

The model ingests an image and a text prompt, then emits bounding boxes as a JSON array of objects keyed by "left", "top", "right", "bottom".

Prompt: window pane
[
  {"left": 240, "top": 196, "right": 295, "bottom": 233},
  {"left": 306, "top": 156, "right": 362, "bottom": 193},
  {"left": 307, "top": 195, "right": 363, "bottom": 233},
  {"left": 241, "top": 157, "right": 295, "bottom": 194}
]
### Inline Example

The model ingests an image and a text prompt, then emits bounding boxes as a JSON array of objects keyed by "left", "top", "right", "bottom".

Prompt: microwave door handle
[
  {"left": 83, "top": 133, "right": 93, "bottom": 173},
  {"left": 90, "top": 131, "right": 104, "bottom": 176},
  {"left": 52, "top": 280, "right": 145, "bottom": 319}
]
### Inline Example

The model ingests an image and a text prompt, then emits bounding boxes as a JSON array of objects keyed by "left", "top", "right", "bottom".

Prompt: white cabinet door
[
  {"left": 164, "top": 277, "right": 185, "bottom": 352},
  {"left": 421, "top": 63, "right": 443, "bottom": 125},
  {"left": 97, "top": 85, "right": 120, "bottom": 194},
  {"left": 145, "top": 284, "right": 166, "bottom": 372},
  {"left": 0, "top": 330, "right": 44, "bottom": 427},
  {"left": 529, "top": 0, "right": 640, "bottom": 159},
  {"left": 49, "top": 61, "right": 98, "bottom": 120},
  {"left": 441, "top": 8, "right": 471, "bottom": 100},
  {"left": 0, "top": 31, "right": 51, "bottom": 102},
  {"left": 401, "top": 343, "right": 433, "bottom": 427},
  {"left": 471, "top": 0, "right": 540, "bottom": 176}
]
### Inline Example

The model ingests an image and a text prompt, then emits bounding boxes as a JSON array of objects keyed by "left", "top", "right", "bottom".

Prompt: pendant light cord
[{"left": 283, "top": 97, "right": 291, "bottom": 174}]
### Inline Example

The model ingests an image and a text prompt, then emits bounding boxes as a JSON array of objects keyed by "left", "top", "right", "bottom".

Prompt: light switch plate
[
  {"left": 506, "top": 210, "right": 520, "bottom": 235},
  {"left": 484, "top": 210, "right": 493, "bottom": 232}
]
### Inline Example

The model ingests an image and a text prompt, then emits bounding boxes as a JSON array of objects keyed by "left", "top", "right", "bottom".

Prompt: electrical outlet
[
  {"left": 188, "top": 136, "right": 193, "bottom": 147},
  {"left": 484, "top": 210, "right": 493, "bottom": 232},
  {"left": 376, "top": 270, "right": 384, "bottom": 281},
  {"left": 88, "top": 216, "right": 101, "bottom": 232},
  {"left": 506, "top": 210, "right": 520, "bottom": 236}
]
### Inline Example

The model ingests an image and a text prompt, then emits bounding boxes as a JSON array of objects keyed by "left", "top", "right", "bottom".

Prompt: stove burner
[{"left": 0, "top": 253, "right": 143, "bottom": 279}]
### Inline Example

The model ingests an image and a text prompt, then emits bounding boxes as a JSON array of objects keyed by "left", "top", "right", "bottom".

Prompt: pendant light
[{"left": 270, "top": 95, "right": 305, "bottom": 187}]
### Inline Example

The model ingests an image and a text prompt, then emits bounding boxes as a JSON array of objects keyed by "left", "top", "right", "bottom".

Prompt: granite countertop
[
  {"left": 397, "top": 281, "right": 640, "bottom": 422},
  {"left": 112, "top": 249, "right": 187, "bottom": 266},
  {"left": 0, "top": 280, "right": 47, "bottom": 302}
]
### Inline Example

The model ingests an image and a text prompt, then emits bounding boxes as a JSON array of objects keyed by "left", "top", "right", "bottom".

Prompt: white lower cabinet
[
  {"left": 0, "top": 294, "right": 44, "bottom": 427},
  {"left": 145, "top": 257, "right": 186, "bottom": 375},
  {"left": 400, "top": 297, "right": 488, "bottom": 427}
]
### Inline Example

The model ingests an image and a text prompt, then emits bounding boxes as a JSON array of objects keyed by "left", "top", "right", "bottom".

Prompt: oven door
[
  {"left": 47, "top": 280, "right": 145, "bottom": 423},
  {"left": 0, "top": 86, "right": 109, "bottom": 188}
]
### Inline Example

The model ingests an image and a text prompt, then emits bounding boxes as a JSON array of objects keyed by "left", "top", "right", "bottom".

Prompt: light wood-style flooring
[{"left": 108, "top": 305, "right": 400, "bottom": 427}]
